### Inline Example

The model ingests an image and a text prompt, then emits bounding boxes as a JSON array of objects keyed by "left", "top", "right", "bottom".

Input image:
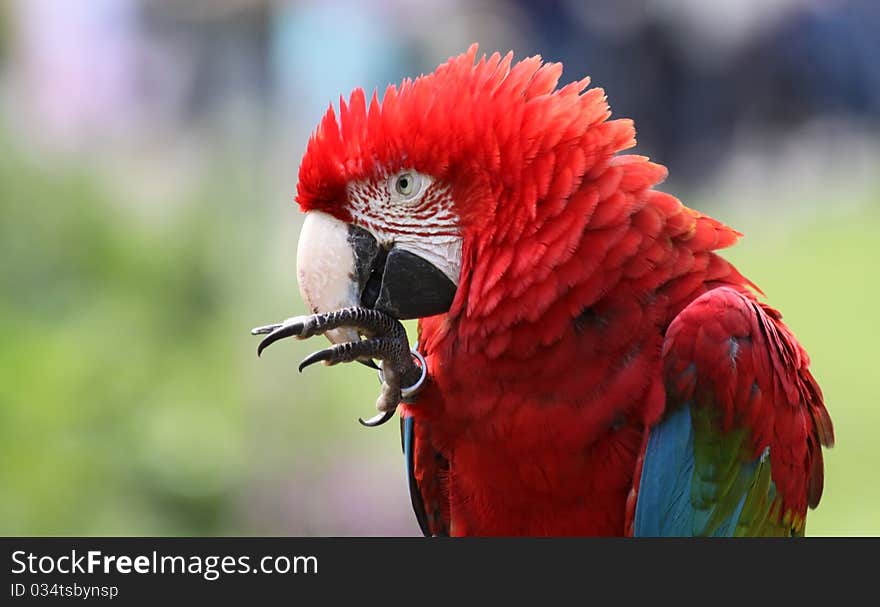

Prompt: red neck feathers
[{"left": 411, "top": 51, "right": 751, "bottom": 423}]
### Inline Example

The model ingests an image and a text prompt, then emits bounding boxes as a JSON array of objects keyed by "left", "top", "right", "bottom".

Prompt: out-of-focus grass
[{"left": 0, "top": 132, "right": 876, "bottom": 536}]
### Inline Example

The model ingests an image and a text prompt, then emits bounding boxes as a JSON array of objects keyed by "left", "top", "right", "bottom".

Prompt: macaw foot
[{"left": 251, "top": 307, "right": 425, "bottom": 427}]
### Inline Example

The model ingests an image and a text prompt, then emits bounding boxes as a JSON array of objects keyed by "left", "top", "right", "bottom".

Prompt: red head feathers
[{"left": 296, "top": 44, "right": 640, "bottom": 230}]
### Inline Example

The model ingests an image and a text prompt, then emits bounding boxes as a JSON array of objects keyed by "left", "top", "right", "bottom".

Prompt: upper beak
[{"left": 296, "top": 211, "right": 457, "bottom": 343}]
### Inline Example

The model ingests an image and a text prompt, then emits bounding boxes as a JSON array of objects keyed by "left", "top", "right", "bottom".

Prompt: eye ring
[{"left": 391, "top": 172, "right": 422, "bottom": 200}]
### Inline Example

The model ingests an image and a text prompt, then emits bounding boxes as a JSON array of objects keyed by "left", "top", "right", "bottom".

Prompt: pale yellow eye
[{"left": 394, "top": 172, "right": 420, "bottom": 198}]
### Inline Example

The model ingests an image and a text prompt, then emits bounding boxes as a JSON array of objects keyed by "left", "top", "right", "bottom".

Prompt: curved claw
[
  {"left": 250, "top": 309, "right": 414, "bottom": 430},
  {"left": 358, "top": 409, "right": 396, "bottom": 427},
  {"left": 256, "top": 322, "right": 303, "bottom": 357},
  {"left": 298, "top": 349, "right": 333, "bottom": 372}
]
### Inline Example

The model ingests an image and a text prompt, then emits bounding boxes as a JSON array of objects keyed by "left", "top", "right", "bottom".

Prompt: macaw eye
[{"left": 392, "top": 172, "right": 421, "bottom": 199}]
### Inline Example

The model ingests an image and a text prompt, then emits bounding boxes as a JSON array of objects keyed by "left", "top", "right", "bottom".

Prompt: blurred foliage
[
  {"left": 0, "top": 131, "right": 877, "bottom": 536},
  {"left": 0, "top": 135, "right": 250, "bottom": 534}
]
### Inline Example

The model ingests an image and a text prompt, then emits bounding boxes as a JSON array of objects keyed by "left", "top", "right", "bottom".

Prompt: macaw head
[{"left": 294, "top": 44, "right": 636, "bottom": 344}]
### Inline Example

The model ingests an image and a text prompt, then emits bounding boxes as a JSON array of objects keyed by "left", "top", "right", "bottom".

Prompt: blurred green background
[{"left": 1, "top": 1, "right": 878, "bottom": 536}]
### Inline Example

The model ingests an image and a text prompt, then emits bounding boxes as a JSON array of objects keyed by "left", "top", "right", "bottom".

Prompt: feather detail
[{"left": 630, "top": 287, "right": 833, "bottom": 536}]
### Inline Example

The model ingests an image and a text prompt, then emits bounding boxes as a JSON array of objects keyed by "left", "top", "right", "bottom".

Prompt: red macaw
[{"left": 254, "top": 45, "right": 834, "bottom": 536}]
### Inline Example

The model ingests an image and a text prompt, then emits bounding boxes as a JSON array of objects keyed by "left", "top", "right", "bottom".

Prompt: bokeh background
[{"left": 1, "top": 0, "right": 878, "bottom": 536}]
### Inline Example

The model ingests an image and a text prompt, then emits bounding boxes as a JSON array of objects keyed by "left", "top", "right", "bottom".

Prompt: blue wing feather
[{"left": 633, "top": 404, "right": 757, "bottom": 537}]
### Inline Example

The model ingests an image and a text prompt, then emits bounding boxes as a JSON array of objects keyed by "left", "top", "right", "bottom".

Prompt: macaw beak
[{"left": 296, "top": 211, "right": 457, "bottom": 343}]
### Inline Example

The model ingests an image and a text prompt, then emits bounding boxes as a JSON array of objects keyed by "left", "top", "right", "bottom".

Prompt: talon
[
  {"left": 250, "top": 308, "right": 421, "bottom": 430},
  {"left": 298, "top": 349, "right": 333, "bottom": 372},
  {"left": 358, "top": 409, "right": 396, "bottom": 427},
  {"left": 256, "top": 321, "right": 304, "bottom": 357}
]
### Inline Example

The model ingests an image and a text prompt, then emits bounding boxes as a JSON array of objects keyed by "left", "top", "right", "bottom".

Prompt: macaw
[{"left": 253, "top": 45, "right": 834, "bottom": 536}]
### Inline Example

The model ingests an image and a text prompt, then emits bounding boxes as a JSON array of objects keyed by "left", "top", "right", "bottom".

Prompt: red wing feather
[{"left": 661, "top": 286, "right": 833, "bottom": 522}]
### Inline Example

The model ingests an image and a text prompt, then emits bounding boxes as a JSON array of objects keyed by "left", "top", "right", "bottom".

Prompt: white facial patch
[
  {"left": 296, "top": 211, "right": 360, "bottom": 344},
  {"left": 347, "top": 171, "right": 463, "bottom": 286}
]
